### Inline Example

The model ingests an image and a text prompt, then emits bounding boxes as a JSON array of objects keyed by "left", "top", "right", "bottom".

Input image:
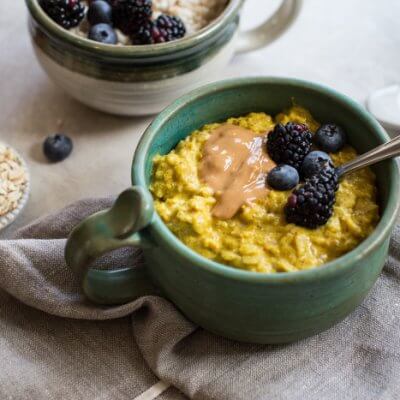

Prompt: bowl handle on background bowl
[
  {"left": 65, "top": 187, "right": 158, "bottom": 305},
  {"left": 236, "top": 0, "right": 303, "bottom": 54}
]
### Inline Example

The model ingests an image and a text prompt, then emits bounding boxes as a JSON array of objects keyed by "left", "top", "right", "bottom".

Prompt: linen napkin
[{"left": 1, "top": 197, "right": 400, "bottom": 400}]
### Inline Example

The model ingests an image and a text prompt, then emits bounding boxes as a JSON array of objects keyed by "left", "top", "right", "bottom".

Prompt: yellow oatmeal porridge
[{"left": 150, "top": 106, "right": 379, "bottom": 273}]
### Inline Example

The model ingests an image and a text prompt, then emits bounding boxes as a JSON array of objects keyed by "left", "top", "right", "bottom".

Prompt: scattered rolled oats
[{"left": 0, "top": 144, "right": 28, "bottom": 218}]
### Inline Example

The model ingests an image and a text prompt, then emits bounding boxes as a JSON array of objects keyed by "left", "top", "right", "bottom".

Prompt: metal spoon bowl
[{"left": 337, "top": 134, "right": 400, "bottom": 178}]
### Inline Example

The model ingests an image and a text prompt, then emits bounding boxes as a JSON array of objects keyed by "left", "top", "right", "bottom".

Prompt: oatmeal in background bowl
[
  {"left": 42, "top": 0, "right": 229, "bottom": 45},
  {"left": 153, "top": 0, "right": 228, "bottom": 34}
]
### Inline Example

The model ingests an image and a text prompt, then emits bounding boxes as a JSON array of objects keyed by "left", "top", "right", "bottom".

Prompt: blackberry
[
  {"left": 113, "top": 0, "right": 153, "bottom": 35},
  {"left": 133, "top": 15, "right": 186, "bottom": 44},
  {"left": 40, "top": 0, "right": 85, "bottom": 29},
  {"left": 133, "top": 20, "right": 156, "bottom": 44},
  {"left": 285, "top": 168, "right": 339, "bottom": 229},
  {"left": 267, "top": 123, "right": 313, "bottom": 170},
  {"left": 155, "top": 14, "right": 186, "bottom": 41}
]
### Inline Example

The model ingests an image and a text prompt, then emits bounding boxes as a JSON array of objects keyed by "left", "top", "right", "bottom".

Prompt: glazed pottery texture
[
  {"left": 25, "top": 0, "right": 302, "bottom": 116},
  {"left": 65, "top": 78, "right": 400, "bottom": 344}
]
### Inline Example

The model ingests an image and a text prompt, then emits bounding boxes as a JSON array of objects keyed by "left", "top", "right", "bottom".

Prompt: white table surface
[{"left": 0, "top": 1, "right": 399, "bottom": 399}]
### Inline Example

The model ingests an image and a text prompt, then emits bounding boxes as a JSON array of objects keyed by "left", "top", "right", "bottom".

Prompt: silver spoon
[{"left": 336, "top": 134, "right": 400, "bottom": 178}]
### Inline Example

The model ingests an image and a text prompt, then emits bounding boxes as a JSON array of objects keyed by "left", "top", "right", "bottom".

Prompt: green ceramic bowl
[{"left": 65, "top": 77, "right": 400, "bottom": 344}]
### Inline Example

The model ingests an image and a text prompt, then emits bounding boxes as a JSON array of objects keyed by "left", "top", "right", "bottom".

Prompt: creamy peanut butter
[{"left": 199, "top": 124, "right": 276, "bottom": 219}]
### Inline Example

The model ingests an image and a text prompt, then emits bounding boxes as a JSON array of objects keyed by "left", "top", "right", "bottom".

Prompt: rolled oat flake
[{"left": 0, "top": 144, "right": 28, "bottom": 217}]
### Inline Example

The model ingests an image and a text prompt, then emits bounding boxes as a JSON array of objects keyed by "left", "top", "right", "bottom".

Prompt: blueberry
[
  {"left": 301, "top": 151, "right": 333, "bottom": 179},
  {"left": 314, "top": 123, "right": 347, "bottom": 153},
  {"left": 43, "top": 134, "right": 73, "bottom": 162},
  {"left": 88, "top": 23, "right": 118, "bottom": 44},
  {"left": 88, "top": 0, "right": 113, "bottom": 25},
  {"left": 267, "top": 165, "right": 299, "bottom": 191}
]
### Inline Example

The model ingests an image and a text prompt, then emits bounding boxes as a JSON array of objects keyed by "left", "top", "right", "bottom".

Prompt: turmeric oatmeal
[{"left": 150, "top": 106, "right": 379, "bottom": 273}]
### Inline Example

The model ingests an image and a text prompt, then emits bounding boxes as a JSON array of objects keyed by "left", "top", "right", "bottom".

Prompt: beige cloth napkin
[{"left": 1, "top": 198, "right": 400, "bottom": 400}]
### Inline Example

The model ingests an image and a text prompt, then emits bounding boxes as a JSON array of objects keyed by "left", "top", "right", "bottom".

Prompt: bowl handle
[
  {"left": 236, "top": 0, "right": 303, "bottom": 54},
  {"left": 65, "top": 187, "right": 159, "bottom": 305}
]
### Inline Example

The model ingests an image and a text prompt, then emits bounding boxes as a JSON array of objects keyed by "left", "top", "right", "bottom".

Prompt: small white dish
[
  {"left": 367, "top": 84, "right": 400, "bottom": 131},
  {"left": 0, "top": 143, "right": 30, "bottom": 232}
]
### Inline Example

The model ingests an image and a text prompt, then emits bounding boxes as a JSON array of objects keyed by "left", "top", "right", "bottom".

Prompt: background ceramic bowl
[
  {"left": 65, "top": 78, "right": 400, "bottom": 344},
  {"left": 25, "top": 0, "right": 302, "bottom": 116}
]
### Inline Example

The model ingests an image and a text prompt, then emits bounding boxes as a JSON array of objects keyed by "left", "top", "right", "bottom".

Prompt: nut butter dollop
[{"left": 199, "top": 123, "right": 276, "bottom": 219}]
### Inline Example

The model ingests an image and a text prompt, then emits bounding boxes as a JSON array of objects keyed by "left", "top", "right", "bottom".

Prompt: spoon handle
[{"left": 337, "top": 134, "right": 400, "bottom": 177}]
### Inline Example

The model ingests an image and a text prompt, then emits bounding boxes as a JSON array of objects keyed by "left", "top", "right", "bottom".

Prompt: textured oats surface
[{"left": 151, "top": 107, "right": 379, "bottom": 273}]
